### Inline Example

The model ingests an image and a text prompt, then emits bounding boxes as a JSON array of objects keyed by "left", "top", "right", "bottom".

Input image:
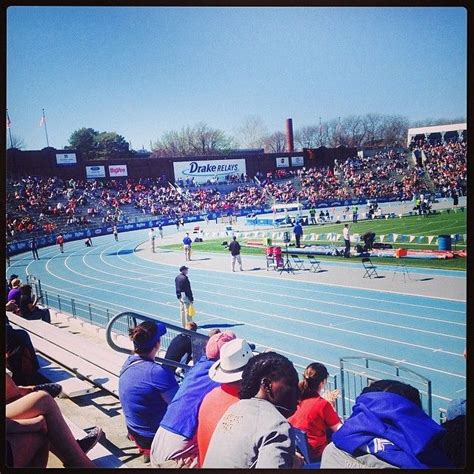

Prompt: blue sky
[{"left": 7, "top": 6, "right": 467, "bottom": 150}]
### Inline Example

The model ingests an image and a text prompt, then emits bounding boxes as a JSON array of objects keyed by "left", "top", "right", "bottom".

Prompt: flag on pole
[
  {"left": 6, "top": 111, "right": 11, "bottom": 128},
  {"left": 40, "top": 115, "right": 46, "bottom": 127}
]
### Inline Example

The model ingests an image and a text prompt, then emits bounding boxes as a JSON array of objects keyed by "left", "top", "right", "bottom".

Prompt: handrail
[{"left": 105, "top": 311, "right": 209, "bottom": 374}]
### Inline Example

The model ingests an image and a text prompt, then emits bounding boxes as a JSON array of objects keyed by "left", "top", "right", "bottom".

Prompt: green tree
[
  {"left": 66, "top": 128, "right": 99, "bottom": 160},
  {"left": 96, "top": 132, "right": 130, "bottom": 160}
]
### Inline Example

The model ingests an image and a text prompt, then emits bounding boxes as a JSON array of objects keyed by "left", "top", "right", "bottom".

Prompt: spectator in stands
[
  {"left": 164, "top": 321, "right": 198, "bottom": 365},
  {"left": 118, "top": 321, "right": 179, "bottom": 457},
  {"left": 203, "top": 351, "right": 301, "bottom": 469},
  {"left": 6, "top": 373, "right": 102, "bottom": 467},
  {"left": 7, "top": 278, "right": 22, "bottom": 307},
  {"left": 288, "top": 362, "right": 342, "bottom": 462},
  {"left": 320, "top": 380, "right": 453, "bottom": 468},
  {"left": 19, "top": 284, "right": 51, "bottom": 323},
  {"left": 150, "top": 330, "right": 236, "bottom": 468},
  {"left": 197, "top": 338, "right": 254, "bottom": 466}
]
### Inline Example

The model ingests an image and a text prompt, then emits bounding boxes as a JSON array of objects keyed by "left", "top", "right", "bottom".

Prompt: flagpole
[
  {"left": 41, "top": 108, "right": 50, "bottom": 147},
  {"left": 6, "top": 109, "right": 13, "bottom": 148}
]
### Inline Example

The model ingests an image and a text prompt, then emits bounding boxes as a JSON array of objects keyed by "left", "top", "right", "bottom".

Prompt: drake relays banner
[{"left": 173, "top": 159, "right": 246, "bottom": 184}]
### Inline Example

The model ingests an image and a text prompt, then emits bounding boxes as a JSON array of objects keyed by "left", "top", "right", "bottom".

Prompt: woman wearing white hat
[{"left": 197, "top": 338, "right": 254, "bottom": 465}]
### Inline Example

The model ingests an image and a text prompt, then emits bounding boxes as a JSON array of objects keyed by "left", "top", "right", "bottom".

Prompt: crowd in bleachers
[{"left": 6, "top": 142, "right": 467, "bottom": 243}]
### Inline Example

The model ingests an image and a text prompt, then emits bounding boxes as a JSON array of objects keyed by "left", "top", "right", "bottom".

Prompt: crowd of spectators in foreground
[
  {"left": 5, "top": 273, "right": 466, "bottom": 468},
  {"left": 6, "top": 142, "right": 466, "bottom": 243}
]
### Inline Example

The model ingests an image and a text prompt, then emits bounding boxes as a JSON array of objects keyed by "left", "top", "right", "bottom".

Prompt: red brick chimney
[{"left": 285, "top": 118, "right": 294, "bottom": 152}]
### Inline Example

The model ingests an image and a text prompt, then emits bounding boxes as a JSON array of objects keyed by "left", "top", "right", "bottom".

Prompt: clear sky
[{"left": 7, "top": 6, "right": 467, "bottom": 151}]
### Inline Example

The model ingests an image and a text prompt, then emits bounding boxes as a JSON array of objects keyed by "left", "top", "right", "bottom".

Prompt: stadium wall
[{"left": 7, "top": 147, "right": 356, "bottom": 180}]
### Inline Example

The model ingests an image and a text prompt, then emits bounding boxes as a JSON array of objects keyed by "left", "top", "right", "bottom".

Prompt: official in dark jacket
[
  {"left": 228, "top": 236, "right": 243, "bottom": 272},
  {"left": 175, "top": 266, "right": 194, "bottom": 328}
]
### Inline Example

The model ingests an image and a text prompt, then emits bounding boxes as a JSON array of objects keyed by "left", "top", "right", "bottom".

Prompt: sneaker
[
  {"left": 33, "top": 383, "right": 63, "bottom": 398},
  {"left": 77, "top": 427, "right": 104, "bottom": 454}
]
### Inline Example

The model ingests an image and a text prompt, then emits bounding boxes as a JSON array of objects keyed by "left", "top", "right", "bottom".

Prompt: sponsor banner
[
  {"left": 291, "top": 156, "right": 304, "bottom": 167},
  {"left": 108, "top": 164, "right": 128, "bottom": 177},
  {"left": 276, "top": 157, "right": 289, "bottom": 168},
  {"left": 56, "top": 153, "right": 77, "bottom": 165},
  {"left": 173, "top": 159, "right": 246, "bottom": 184},
  {"left": 86, "top": 165, "right": 106, "bottom": 178}
]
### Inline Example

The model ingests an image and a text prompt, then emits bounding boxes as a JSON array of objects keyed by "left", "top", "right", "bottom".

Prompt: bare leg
[{"left": 6, "top": 391, "right": 95, "bottom": 467}]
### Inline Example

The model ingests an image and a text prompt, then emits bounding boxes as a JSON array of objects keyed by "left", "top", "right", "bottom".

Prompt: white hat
[{"left": 208, "top": 338, "right": 254, "bottom": 383}]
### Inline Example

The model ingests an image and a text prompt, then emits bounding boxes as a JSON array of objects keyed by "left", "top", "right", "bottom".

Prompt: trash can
[{"left": 438, "top": 235, "right": 452, "bottom": 251}]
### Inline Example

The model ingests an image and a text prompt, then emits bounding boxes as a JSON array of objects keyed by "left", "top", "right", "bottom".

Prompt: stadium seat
[
  {"left": 362, "top": 257, "right": 379, "bottom": 279},
  {"left": 292, "top": 428, "right": 321, "bottom": 469},
  {"left": 306, "top": 255, "right": 321, "bottom": 272}
]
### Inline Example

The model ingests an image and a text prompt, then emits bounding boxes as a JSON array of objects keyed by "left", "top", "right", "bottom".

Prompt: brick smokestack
[{"left": 285, "top": 118, "right": 294, "bottom": 152}]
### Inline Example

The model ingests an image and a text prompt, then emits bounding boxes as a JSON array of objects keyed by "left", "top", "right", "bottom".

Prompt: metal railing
[
  {"left": 339, "top": 356, "right": 432, "bottom": 419},
  {"left": 105, "top": 311, "right": 210, "bottom": 374}
]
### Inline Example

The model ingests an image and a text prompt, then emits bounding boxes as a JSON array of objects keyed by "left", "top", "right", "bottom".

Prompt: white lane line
[{"left": 44, "top": 250, "right": 465, "bottom": 362}]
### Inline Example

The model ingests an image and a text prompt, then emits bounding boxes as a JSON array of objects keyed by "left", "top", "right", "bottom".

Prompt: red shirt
[
  {"left": 197, "top": 383, "right": 240, "bottom": 466},
  {"left": 288, "top": 395, "right": 341, "bottom": 460}
]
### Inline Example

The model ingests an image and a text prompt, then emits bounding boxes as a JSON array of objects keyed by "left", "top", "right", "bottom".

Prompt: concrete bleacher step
[
  {"left": 8, "top": 313, "right": 125, "bottom": 397},
  {"left": 63, "top": 418, "right": 124, "bottom": 468},
  {"left": 36, "top": 354, "right": 99, "bottom": 399}
]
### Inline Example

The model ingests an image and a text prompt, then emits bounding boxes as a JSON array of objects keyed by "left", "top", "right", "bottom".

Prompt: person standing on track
[
  {"left": 343, "top": 223, "right": 351, "bottom": 258},
  {"left": 175, "top": 266, "right": 194, "bottom": 328},
  {"left": 228, "top": 236, "right": 243, "bottom": 272},
  {"left": 56, "top": 233, "right": 65, "bottom": 253},
  {"left": 183, "top": 233, "right": 192, "bottom": 261},
  {"left": 113, "top": 225, "right": 119, "bottom": 242},
  {"left": 293, "top": 220, "right": 303, "bottom": 248},
  {"left": 31, "top": 236, "right": 40, "bottom": 260},
  {"left": 149, "top": 227, "right": 156, "bottom": 253},
  {"left": 158, "top": 222, "right": 164, "bottom": 239}
]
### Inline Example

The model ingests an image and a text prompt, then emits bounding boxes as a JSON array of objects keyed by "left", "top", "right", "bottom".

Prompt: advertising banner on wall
[
  {"left": 56, "top": 153, "right": 77, "bottom": 165},
  {"left": 85, "top": 165, "right": 106, "bottom": 178},
  {"left": 108, "top": 164, "right": 128, "bottom": 177},
  {"left": 276, "top": 157, "right": 290, "bottom": 168},
  {"left": 291, "top": 156, "right": 304, "bottom": 167},
  {"left": 173, "top": 159, "right": 246, "bottom": 184}
]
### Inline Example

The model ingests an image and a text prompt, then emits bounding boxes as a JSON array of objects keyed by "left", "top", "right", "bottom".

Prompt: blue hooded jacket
[{"left": 332, "top": 392, "right": 452, "bottom": 468}]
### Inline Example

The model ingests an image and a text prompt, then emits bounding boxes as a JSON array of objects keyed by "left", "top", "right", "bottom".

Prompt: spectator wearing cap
[
  {"left": 197, "top": 338, "right": 254, "bottom": 466},
  {"left": 320, "top": 379, "right": 453, "bottom": 469},
  {"left": 118, "top": 321, "right": 179, "bottom": 456},
  {"left": 150, "top": 331, "right": 236, "bottom": 468},
  {"left": 203, "top": 351, "right": 300, "bottom": 469},
  {"left": 175, "top": 265, "right": 194, "bottom": 328}
]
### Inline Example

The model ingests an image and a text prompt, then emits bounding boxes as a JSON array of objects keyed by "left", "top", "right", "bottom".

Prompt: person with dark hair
[
  {"left": 56, "top": 233, "right": 65, "bottom": 253},
  {"left": 293, "top": 220, "right": 303, "bottom": 248},
  {"left": 31, "top": 236, "right": 40, "bottom": 260},
  {"left": 19, "top": 284, "right": 51, "bottom": 323},
  {"left": 228, "top": 235, "right": 244, "bottom": 272},
  {"left": 118, "top": 321, "right": 178, "bottom": 457},
  {"left": 165, "top": 321, "right": 198, "bottom": 365},
  {"left": 342, "top": 223, "right": 351, "bottom": 258},
  {"left": 203, "top": 351, "right": 300, "bottom": 468},
  {"left": 175, "top": 265, "right": 194, "bottom": 328},
  {"left": 288, "top": 362, "right": 342, "bottom": 461},
  {"left": 321, "top": 379, "right": 453, "bottom": 469}
]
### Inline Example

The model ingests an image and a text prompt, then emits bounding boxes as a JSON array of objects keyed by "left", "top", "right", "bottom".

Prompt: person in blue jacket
[
  {"left": 293, "top": 220, "right": 303, "bottom": 248},
  {"left": 119, "top": 321, "right": 178, "bottom": 453}
]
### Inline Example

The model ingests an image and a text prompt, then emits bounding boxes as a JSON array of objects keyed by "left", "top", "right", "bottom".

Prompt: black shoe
[
  {"left": 33, "top": 383, "right": 62, "bottom": 398},
  {"left": 77, "top": 427, "right": 104, "bottom": 454}
]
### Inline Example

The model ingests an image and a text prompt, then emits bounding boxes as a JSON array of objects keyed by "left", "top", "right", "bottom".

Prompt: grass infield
[{"left": 162, "top": 211, "right": 466, "bottom": 271}]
